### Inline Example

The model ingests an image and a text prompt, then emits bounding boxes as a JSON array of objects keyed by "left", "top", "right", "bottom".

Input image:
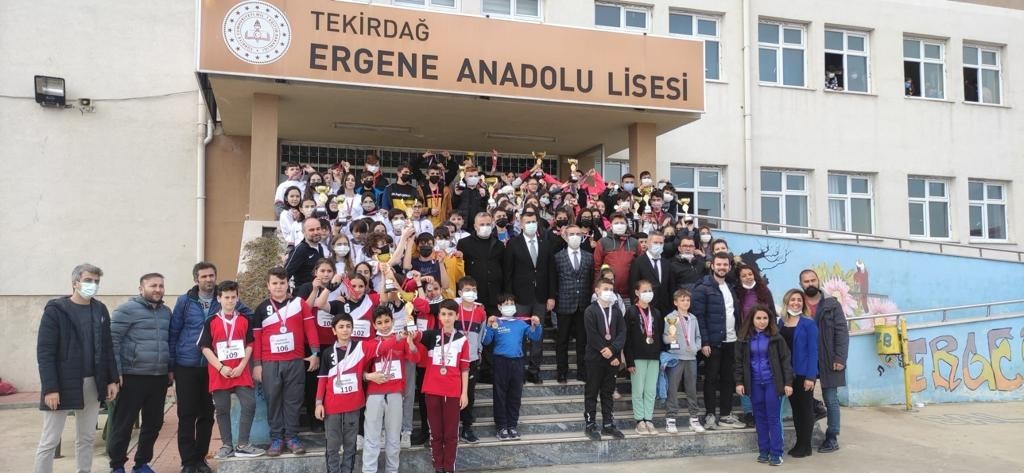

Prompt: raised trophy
[
  {"left": 314, "top": 185, "right": 330, "bottom": 213},
  {"left": 666, "top": 313, "right": 679, "bottom": 349},
  {"left": 532, "top": 151, "right": 546, "bottom": 167}
]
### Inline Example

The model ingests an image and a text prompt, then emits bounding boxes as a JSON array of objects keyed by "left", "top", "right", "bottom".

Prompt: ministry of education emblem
[{"left": 222, "top": 1, "right": 291, "bottom": 65}]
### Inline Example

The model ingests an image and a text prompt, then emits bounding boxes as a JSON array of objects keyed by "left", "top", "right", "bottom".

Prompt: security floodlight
[{"left": 34, "top": 75, "right": 66, "bottom": 108}]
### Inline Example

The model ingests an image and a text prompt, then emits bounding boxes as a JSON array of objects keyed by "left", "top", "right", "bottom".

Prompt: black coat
[
  {"left": 814, "top": 296, "right": 850, "bottom": 388},
  {"left": 285, "top": 240, "right": 324, "bottom": 288},
  {"left": 628, "top": 253, "right": 675, "bottom": 313},
  {"left": 457, "top": 233, "right": 505, "bottom": 309},
  {"left": 670, "top": 255, "right": 707, "bottom": 290},
  {"left": 36, "top": 297, "right": 118, "bottom": 410},
  {"left": 503, "top": 233, "right": 557, "bottom": 306},
  {"left": 734, "top": 331, "right": 794, "bottom": 396},
  {"left": 623, "top": 305, "right": 664, "bottom": 366}
]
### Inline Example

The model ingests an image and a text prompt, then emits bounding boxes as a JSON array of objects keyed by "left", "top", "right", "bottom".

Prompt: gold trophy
[
  {"left": 666, "top": 313, "right": 679, "bottom": 349},
  {"left": 532, "top": 151, "right": 546, "bottom": 167},
  {"left": 314, "top": 185, "right": 330, "bottom": 212},
  {"left": 567, "top": 158, "right": 578, "bottom": 174},
  {"left": 681, "top": 198, "right": 691, "bottom": 215}
]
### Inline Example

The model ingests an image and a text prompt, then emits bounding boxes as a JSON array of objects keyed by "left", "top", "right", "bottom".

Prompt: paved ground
[{"left": 3, "top": 393, "right": 1022, "bottom": 473}]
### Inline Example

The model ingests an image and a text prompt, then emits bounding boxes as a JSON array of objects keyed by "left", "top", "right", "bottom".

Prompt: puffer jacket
[
  {"left": 691, "top": 274, "right": 741, "bottom": 347},
  {"left": 169, "top": 285, "right": 253, "bottom": 368},
  {"left": 110, "top": 296, "right": 171, "bottom": 376}
]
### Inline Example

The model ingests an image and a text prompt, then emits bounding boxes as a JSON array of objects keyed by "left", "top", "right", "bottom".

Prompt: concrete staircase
[{"left": 220, "top": 333, "right": 804, "bottom": 472}]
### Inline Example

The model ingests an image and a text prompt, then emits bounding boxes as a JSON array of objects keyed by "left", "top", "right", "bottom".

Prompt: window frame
[
  {"left": 668, "top": 11, "right": 723, "bottom": 81},
  {"left": 903, "top": 37, "right": 947, "bottom": 100},
  {"left": 827, "top": 173, "right": 875, "bottom": 234},
  {"left": 482, "top": 0, "right": 543, "bottom": 20},
  {"left": 962, "top": 44, "right": 1003, "bottom": 105},
  {"left": 968, "top": 180, "right": 1008, "bottom": 242},
  {"left": 760, "top": 169, "right": 810, "bottom": 234},
  {"left": 824, "top": 29, "right": 871, "bottom": 94},
  {"left": 907, "top": 177, "right": 952, "bottom": 239},
  {"left": 595, "top": 2, "right": 651, "bottom": 32},
  {"left": 758, "top": 20, "right": 807, "bottom": 88},
  {"left": 670, "top": 165, "right": 725, "bottom": 228}
]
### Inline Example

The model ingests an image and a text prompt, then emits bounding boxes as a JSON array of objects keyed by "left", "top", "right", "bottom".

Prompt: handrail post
[
  {"left": 900, "top": 318, "right": 913, "bottom": 411},
  {"left": 941, "top": 309, "right": 947, "bottom": 322},
  {"left": 986, "top": 305, "right": 991, "bottom": 318}
]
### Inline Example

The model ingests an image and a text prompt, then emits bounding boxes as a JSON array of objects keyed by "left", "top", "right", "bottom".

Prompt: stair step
[{"left": 473, "top": 378, "right": 630, "bottom": 399}]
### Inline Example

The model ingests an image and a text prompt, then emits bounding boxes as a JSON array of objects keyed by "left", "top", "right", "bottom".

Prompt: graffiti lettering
[
  {"left": 989, "top": 328, "right": 1023, "bottom": 391},
  {"left": 904, "top": 327, "right": 1023, "bottom": 394},
  {"left": 929, "top": 335, "right": 961, "bottom": 391}
]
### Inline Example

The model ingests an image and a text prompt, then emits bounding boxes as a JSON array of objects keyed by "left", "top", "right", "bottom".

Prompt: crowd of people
[{"left": 34, "top": 151, "right": 851, "bottom": 473}]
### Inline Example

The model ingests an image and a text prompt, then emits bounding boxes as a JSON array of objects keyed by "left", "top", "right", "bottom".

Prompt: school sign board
[{"left": 197, "top": 0, "right": 706, "bottom": 112}]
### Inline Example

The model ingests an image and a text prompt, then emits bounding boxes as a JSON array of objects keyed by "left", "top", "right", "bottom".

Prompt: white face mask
[
  {"left": 465, "top": 175, "right": 480, "bottom": 187},
  {"left": 700, "top": 234, "right": 712, "bottom": 243},
  {"left": 461, "top": 290, "right": 478, "bottom": 302},
  {"left": 642, "top": 222, "right": 655, "bottom": 234},
  {"left": 612, "top": 223, "right": 627, "bottom": 235},
  {"left": 787, "top": 308, "right": 803, "bottom": 316},
  {"left": 641, "top": 177, "right": 653, "bottom": 186},
  {"left": 366, "top": 164, "right": 379, "bottom": 173},
  {"left": 391, "top": 219, "right": 406, "bottom": 232},
  {"left": 638, "top": 291, "right": 654, "bottom": 303},
  {"left": 334, "top": 245, "right": 350, "bottom": 257},
  {"left": 523, "top": 221, "right": 538, "bottom": 236},
  {"left": 566, "top": 235, "right": 582, "bottom": 249},
  {"left": 78, "top": 282, "right": 98, "bottom": 299},
  {"left": 649, "top": 243, "right": 664, "bottom": 257},
  {"left": 499, "top": 304, "right": 517, "bottom": 318},
  {"left": 599, "top": 290, "right": 617, "bottom": 303},
  {"left": 664, "top": 193, "right": 675, "bottom": 202},
  {"left": 477, "top": 225, "right": 493, "bottom": 238},
  {"left": 301, "top": 207, "right": 314, "bottom": 217},
  {"left": 742, "top": 281, "right": 756, "bottom": 290},
  {"left": 680, "top": 253, "right": 694, "bottom": 261}
]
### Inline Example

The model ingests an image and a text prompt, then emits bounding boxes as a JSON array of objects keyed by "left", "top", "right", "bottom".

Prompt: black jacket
[
  {"left": 691, "top": 274, "right": 741, "bottom": 347},
  {"left": 670, "top": 255, "right": 707, "bottom": 290},
  {"left": 503, "top": 233, "right": 556, "bottom": 306},
  {"left": 453, "top": 185, "right": 488, "bottom": 221},
  {"left": 285, "top": 240, "right": 324, "bottom": 288},
  {"left": 814, "top": 296, "right": 850, "bottom": 388},
  {"left": 36, "top": 297, "right": 118, "bottom": 410},
  {"left": 583, "top": 302, "right": 626, "bottom": 362},
  {"left": 734, "top": 331, "right": 794, "bottom": 396},
  {"left": 623, "top": 305, "right": 664, "bottom": 366},
  {"left": 628, "top": 253, "right": 675, "bottom": 314},
  {"left": 457, "top": 233, "right": 505, "bottom": 309}
]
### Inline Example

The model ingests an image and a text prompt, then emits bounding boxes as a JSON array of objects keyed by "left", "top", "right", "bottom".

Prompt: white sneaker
[
  {"left": 401, "top": 431, "right": 411, "bottom": 448},
  {"left": 665, "top": 418, "right": 678, "bottom": 433},
  {"left": 718, "top": 414, "right": 746, "bottom": 429},
  {"left": 704, "top": 414, "right": 717, "bottom": 430},
  {"left": 357, "top": 434, "right": 364, "bottom": 450},
  {"left": 635, "top": 421, "right": 648, "bottom": 436},
  {"left": 613, "top": 389, "right": 622, "bottom": 400},
  {"left": 689, "top": 417, "right": 706, "bottom": 433},
  {"left": 645, "top": 421, "right": 659, "bottom": 435}
]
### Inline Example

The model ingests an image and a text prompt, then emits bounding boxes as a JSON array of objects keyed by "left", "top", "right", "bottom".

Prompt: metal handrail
[
  {"left": 695, "top": 214, "right": 1024, "bottom": 262},
  {"left": 846, "top": 299, "right": 1024, "bottom": 323}
]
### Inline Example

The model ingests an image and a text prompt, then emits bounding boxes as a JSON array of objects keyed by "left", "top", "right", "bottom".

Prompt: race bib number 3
[
  {"left": 216, "top": 340, "right": 245, "bottom": 361},
  {"left": 269, "top": 333, "right": 295, "bottom": 354},
  {"left": 333, "top": 373, "right": 359, "bottom": 394},
  {"left": 352, "top": 320, "right": 372, "bottom": 338},
  {"left": 375, "top": 361, "right": 403, "bottom": 380}
]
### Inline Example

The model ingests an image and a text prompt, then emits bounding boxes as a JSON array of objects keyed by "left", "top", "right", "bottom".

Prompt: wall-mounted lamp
[{"left": 34, "top": 75, "right": 66, "bottom": 108}]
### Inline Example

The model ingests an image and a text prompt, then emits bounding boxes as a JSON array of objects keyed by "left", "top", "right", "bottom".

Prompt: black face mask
[
  {"left": 580, "top": 217, "right": 593, "bottom": 227},
  {"left": 495, "top": 217, "right": 508, "bottom": 228},
  {"left": 398, "top": 174, "right": 409, "bottom": 183},
  {"left": 363, "top": 180, "right": 373, "bottom": 188},
  {"left": 419, "top": 245, "right": 433, "bottom": 258},
  {"left": 804, "top": 285, "right": 820, "bottom": 297},
  {"left": 428, "top": 175, "right": 440, "bottom": 184},
  {"left": 309, "top": 181, "right": 322, "bottom": 187},
  {"left": 555, "top": 219, "right": 568, "bottom": 227}
]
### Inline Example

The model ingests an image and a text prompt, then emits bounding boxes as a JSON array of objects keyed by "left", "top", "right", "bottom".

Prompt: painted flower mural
[{"left": 809, "top": 261, "right": 901, "bottom": 333}]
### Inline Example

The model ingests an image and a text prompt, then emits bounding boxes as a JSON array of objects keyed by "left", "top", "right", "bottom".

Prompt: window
[
  {"left": 669, "top": 12, "right": 721, "bottom": 80},
  {"left": 758, "top": 21, "right": 805, "bottom": 86},
  {"left": 908, "top": 177, "right": 950, "bottom": 238},
  {"left": 595, "top": 3, "right": 649, "bottom": 31},
  {"left": 599, "top": 160, "right": 629, "bottom": 184},
  {"left": 963, "top": 45, "right": 1002, "bottom": 104},
  {"left": 483, "top": 0, "right": 540, "bottom": 18},
  {"left": 394, "top": 0, "right": 457, "bottom": 8},
  {"left": 761, "top": 170, "right": 808, "bottom": 233},
  {"left": 828, "top": 174, "right": 874, "bottom": 234},
  {"left": 969, "top": 181, "right": 1007, "bottom": 240},
  {"left": 671, "top": 165, "right": 724, "bottom": 227},
  {"left": 824, "top": 29, "right": 869, "bottom": 93},
  {"left": 904, "top": 38, "right": 945, "bottom": 99}
]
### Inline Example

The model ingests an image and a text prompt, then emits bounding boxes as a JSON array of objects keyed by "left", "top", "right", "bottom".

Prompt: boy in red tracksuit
[
  {"left": 363, "top": 307, "right": 420, "bottom": 473},
  {"left": 418, "top": 299, "right": 471, "bottom": 473},
  {"left": 253, "top": 267, "right": 321, "bottom": 456},
  {"left": 592, "top": 213, "right": 639, "bottom": 299}
]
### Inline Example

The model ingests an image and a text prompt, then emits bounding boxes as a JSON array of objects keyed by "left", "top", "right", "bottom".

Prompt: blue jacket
[
  {"left": 787, "top": 315, "right": 820, "bottom": 379},
  {"left": 690, "top": 275, "right": 740, "bottom": 347},
  {"left": 482, "top": 318, "right": 542, "bottom": 358},
  {"left": 169, "top": 285, "right": 253, "bottom": 368}
]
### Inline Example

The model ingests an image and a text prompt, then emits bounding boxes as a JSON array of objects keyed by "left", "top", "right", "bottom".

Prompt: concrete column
[
  {"left": 249, "top": 93, "right": 279, "bottom": 221},
  {"left": 628, "top": 122, "right": 657, "bottom": 176}
]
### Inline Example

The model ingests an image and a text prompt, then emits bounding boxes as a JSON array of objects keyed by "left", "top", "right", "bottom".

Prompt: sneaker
[
  {"left": 214, "top": 444, "right": 235, "bottom": 459},
  {"left": 757, "top": 451, "right": 770, "bottom": 463},
  {"left": 234, "top": 443, "right": 266, "bottom": 458},
  {"left": 704, "top": 413, "right": 718, "bottom": 430},
  {"left": 585, "top": 424, "right": 602, "bottom": 441},
  {"left": 665, "top": 418, "right": 678, "bottom": 434},
  {"left": 411, "top": 431, "right": 429, "bottom": 446},
  {"left": 769, "top": 454, "right": 784, "bottom": 466},
  {"left": 497, "top": 428, "right": 512, "bottom": 441},
  {"left": 508, "top": 427, "right": 521, "bottom": 440},
  {"left": 635, "top": 420, "right": 648, "bottom": 436},
  {"left": 356, "top": 435, "right": 364, "bottom": 451},
  {"left": 287, "top": 436, "right": 306, "bottom": 455},
  {"left": 132, "top": 465, "right": 156, "bottom": 473},
  {"left": 689, "top": 417, "right": 706, "bottom": 433},
  {"left": 818, "top": 435, "right": 840, "bottom": 453},
  {"left": 612, "top": 389, "right": 622, "bottom": 400},
  {"left": 601, "top": 425, "right": 626, "bottom": 439},
  {"left": 266, "top": 438, "right": 283, "bottom": 457},
  {"left": 195, "top": 462, "right": 213, "bottom": 473},
  {"left": 740, "top": 412, "right": 756, "bottom": 426},
  {"left": 645, "top": 421, "right": 659, "bottom": 435},
  {"left": 460, "top": 427, "right": 480, "bottom": 444},
  {"left": 718, "top": 414, "right": 746, "bottom": 429},
  {"left": 401, "top": 431, "right": 412, "bottom": 449}
]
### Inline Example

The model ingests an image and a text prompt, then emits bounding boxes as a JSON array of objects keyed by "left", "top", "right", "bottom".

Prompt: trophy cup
[
  {"left": 314, "top": 185, "right": 330, "bottom": 213},
  {"left": 567, "top": 158, "right": 578, "bottom": 174},
  {"left": 532, "top": 151, "right": 546, "bottom": 167},
  {"left": 666, "top": 313, "right": 679, "bottom": 349}
]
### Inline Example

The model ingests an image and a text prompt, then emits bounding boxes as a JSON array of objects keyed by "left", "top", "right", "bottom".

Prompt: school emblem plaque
[{"left": 222, "top": 1, "right": 291, "bottom": 65}]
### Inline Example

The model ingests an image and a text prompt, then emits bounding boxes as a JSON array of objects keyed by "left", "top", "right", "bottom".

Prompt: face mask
[
  {"left": 656, "top": 181, "right": 666, "bottom": 189},
  {"left": 524, "top": 221, "right": 538, "bottom": 236},
  {"left": 639, "top": 291, "right": 654, "bottom": 303},
  {"left": 461, "top": 290, "right": 478, "bottom": 302},
  {"left": 642, "top": 222, "right": 655, "bottom": 234},
  {"left": 366, "top": 164, "right": 379, "bottom": 173},
  {"left": 434, "top": 240, "right": 449, "bottom": 252},
  {"left": 609, "top": 184, "right": 620, "bottom": 193},
  {"left": 335, "top": 245, "right": 350, "bottom": 257},
  {"left": 477, "top": 225, "right": 493, "bottom": 238},
  {"left": 787, "top": 308, "right": 803, "bottom": 316},
  {"left": 600, "top": 290, "right": 616, "bottom": 303},
  {"left": 649, "top": 243, "right": 664, "bottom": 257},
  {"left": 804, "top": 285, "right": 820, "bottom": 297},
  {"left": 742, "top": 281, "right": 756, "bottom": 290},
  {"left": 428, "top": 175, "right": 440, "bottom": 184},
  {"left": 665, "top": 193, "right": 675, "bottom": 202},
  {"left": 465, "top": 175, "right": 480, "bottom": 187},
  {"left": 397, "top": 174, "right": 408, "bottom": 183},
  {"left": 499, "top": 304, "right": 517, "bottom": 318},
  {"left": 623, "top": 183, "right": 635, "bottom": 192},
  {"left": 495, "top": 217, "right": 509, "bottom": 228},
  {"left": 566, "top": 235, "right": 582, "bottom": 249},
  {"left": 363, "top": 179, "right": 374, "bottom": 188},
  {"left": 700, "top": 234, "right": 712, "bottom": 243},
  {"left": 612, "top": 223, "right": 627, "bottom": 235},
  {"left": 362, "top": 202, "right": 375, "bottom": 211},
  {"left": 555, "top": 219, "right": 568, "bottom": 227},
  {"left": 309, "top": 180, "right": 323, "bottom": 187},
  {"left": 580, "top": 217, "right": 593, "bottom": 227},
  {"left": 301, "top": 208, "right": 314, "bottom": 217},
  {"left": 540, "top": 196, "right": 551, "bottom": 206},
  {"left": 78, "top": 282, "right": 98, "bottom": 299},
  {"left": 391, "top": 219, "right": 406, "bottom": 232},
  {"left": 419, "top": 245, "right": 433, "bottom": 258},
  {"left": 641, "top": 178, "right": 653, "bottom": 186},
  {"left": 680, "top": 253, "right": 694, "bottom": 261}
]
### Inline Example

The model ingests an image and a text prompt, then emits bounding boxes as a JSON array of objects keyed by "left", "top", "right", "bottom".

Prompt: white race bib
[
  {"left": 416, "top": 319, "right": 429, "bottom": 332},
  {"left": 317, "top": 310, "right": 334, "bottom": 328},
  {"left": 215, "top": 340, "right": 245, "bottom": 361},
  {"left": 333, "top": 373, "right": 359, "bottom": 394},
  {"left": 352, "top": 320, "right": 372, "bottom": 338},
  {"left": 269, "top": 332, "right": 295, "bottom": 354},
  {"left": 375, "top": 360, "right": 403, "bottom": 380},
  {"left": 431, "top": 349, "right": 457, "bottom": 367}
]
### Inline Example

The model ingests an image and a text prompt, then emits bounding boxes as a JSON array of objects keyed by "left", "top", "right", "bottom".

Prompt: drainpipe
[
  {"left": 196, "top": 101, "right": 214, "bottom": 262},
  {"left": 741, "top": 0, "right": 753, "bottom": 231}
]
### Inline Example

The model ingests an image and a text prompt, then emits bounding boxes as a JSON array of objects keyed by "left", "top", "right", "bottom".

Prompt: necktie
[
  {"left": 572, "top": 251, "right": 579, "bottom": 272},
  {"left": 654, "top": 258, "right": 661, "bottom": 282},
  {"left": 529, "top": 239, "right": 538, "bottom": 266}
]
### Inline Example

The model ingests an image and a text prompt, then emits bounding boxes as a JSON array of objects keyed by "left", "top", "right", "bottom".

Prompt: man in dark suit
[
  {"left": 629, "top": 231, "right": 674, "bottom": 314},
  {"left": 503, "top": 210, "right": 557, "bottom": 384},
  {"left": 284, "top": 218, "right": 325, "bottom": 289},
  {"left": 552, "top": 224, "right": 594, "bottom": 383}
]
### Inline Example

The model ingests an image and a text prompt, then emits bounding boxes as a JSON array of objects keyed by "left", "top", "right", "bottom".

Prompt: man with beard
[
  {"left": 799, "top": 269, "right": 849, "bottom": 453},
  {"left": 286, "top": 218, "right": 325, "bottom": 288}
]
